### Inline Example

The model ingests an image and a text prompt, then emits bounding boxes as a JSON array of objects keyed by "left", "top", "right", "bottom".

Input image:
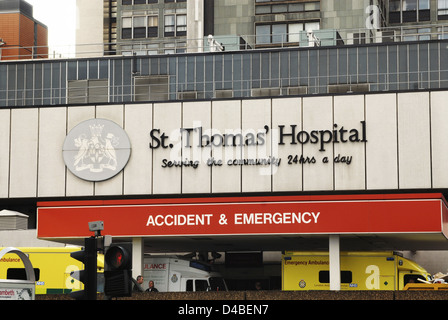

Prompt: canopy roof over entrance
[{"left": 36, "top": 193, "right": 448, "bottom": 252}]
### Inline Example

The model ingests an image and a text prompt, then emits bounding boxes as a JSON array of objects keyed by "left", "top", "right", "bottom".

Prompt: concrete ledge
[
  {"left": 245, "top": 290, "right": 395, "bottom": 300},
  {"left": 116, "top": 291, "right": 246, "bottom": 300},
  {"left": 34, "top": 290, "right": 448, "bottom": 300},
  {"left": 395, "top": 290, "right": 448, "bottom": 300}
]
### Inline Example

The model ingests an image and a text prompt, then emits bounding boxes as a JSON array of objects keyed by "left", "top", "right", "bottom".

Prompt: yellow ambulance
[
  {"left": 282, "top": 251, "right": 432, "bottom": 291},
  {"left": 0, "top": 247, "right": 104, "bottom": 295}
]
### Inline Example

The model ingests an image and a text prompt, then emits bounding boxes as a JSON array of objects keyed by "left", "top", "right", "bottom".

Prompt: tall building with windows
[
  {"left": 0, "top": 0, "right": 48, "bottom": 60},
  {"left": 3, "top": 0, "right": 448, "bottom": 106},
  {"left": 4, "top": 1, "right": 448, "bottom": 292},
  {"left": 117, "top": 0, "right": 189, "bottom": 55},
  {"left": 74, "top": 1, "right": 448, "bottom": 57}
]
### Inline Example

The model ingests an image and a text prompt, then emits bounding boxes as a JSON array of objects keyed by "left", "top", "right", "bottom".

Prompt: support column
[
  {"left": 329, "top": 235, "right": 341, "bottom": 291},
  {"left": 132, "top": 237, "right": 144, "bottom": 280}
]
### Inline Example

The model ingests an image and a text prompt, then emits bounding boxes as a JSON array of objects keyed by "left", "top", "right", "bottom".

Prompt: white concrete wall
[
  {"left": 2, "top": 92, "right": 448, "bottom": 198},
  {"left": 75, "top": 0, "right": 104, "bottom": 58}
]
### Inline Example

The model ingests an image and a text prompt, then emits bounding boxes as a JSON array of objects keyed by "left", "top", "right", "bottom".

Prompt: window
[
  {"left": 134, "top": 76, "right": 169, "bottom": 101},
  {"left": 195, "top": 280, "right": 209, "bottom": 291},
  {"left": 186, "top": 279, "right": 193, "bottom": 291},
  {"left": 389, "top": 0, "right": 430, "bottom": 23},
  {"left": 439, "top": 0, "right": 448, "bottom": 20},
  {"left": 289, "top": 23, "right": 303, "bottom": 42},
  {"left": 163, "top": 42, "right": 186, "bottom": 54},
  {"left": 164, "top": 10, "right": 187, "bottom": 37},
  {"left": 272, "top": 24, "right": 287, "bottom": 43},
  {"left": 418, "top": 27, "right": 431, "bottom": 40},
  {"left": 122, "top": 17, "right": 132, "bottom": 39},
  {"left": 68, "top": 79, "right": 109, "bottom": 104},
  {"left": 419, "top": 0, "right": 431, "bottom": 20},
  {"left": 255, "top": 5, "right": 271, "bottom": 14},
  {"left": 256, "top": 25, "right": 271, "bottom": 44},
  {"left": 404, "top": 0, "right": 418, "bottom": 10},
  {"left": 305, "top": 22, "right": 319, "bottom": 32},
  {"left": 148, "top": 16, "right": 158, "bottom": 37},
  {"left": 352, "top": 32, "right": 367, "bottom": 45},
  {"left": 209, "top": 277, "right": 227, "bottom": 291},
  {"left": 176, "top": 14, "right": 187, "bottom": 34},
  {"left": 402, "top": 0, "right": 418, "bottom": 22},
  {"left": 318, "top": 271, "right": 353, "bottom": 284},
  {"left": 164, "top": 15, "right": 175, "bottom": 36},
  {"left": 121, "top": 15, "right": 159, "bottom": 39},
  {"left": 404, "top": 274, "right": 426, "bottom": 286},
  {"left": 420, "top": 0, "right": 430, "bottom": 9},
  {"left": 438, "top": 26, "right": 448, "bottom": 39},
  {"left": 133, "top": 16, "right": 146, "bottom": 38},
  {"left": 389, "top": 0, "right": 401, "bottom": 23},
  {"left": 256, "top": 22, "right": 319, "bottom": 45},
  {"left": 185, "top": 279, "right": 209, "bottom": 292},
  {"left": 401, "top": 28, "right": 432, "bottom": 41},
  {"left": 272, "top": 4, "right": 287, "bottom": 13},
  {"left": 7, "top": 268, "right": 40, "bottom": 281},
  {"left": 255, "top": 1, "right": 319, "bottom": 14},
  {"left": 123, "top": 0, "right": 158, "bottom": 4}
]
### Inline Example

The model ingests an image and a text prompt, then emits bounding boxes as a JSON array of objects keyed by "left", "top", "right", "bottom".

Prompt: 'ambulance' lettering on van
[{"left": 145, "top": 263, "right": 167, "bottom": 270}]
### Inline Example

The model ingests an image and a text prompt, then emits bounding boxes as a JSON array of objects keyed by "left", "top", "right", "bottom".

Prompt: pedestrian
[
  {"left": 145, "top": 280, "right": 159, "bottom": 292},
  {"left": 133, "top": 275, "right": 144, "bottom": 292}
]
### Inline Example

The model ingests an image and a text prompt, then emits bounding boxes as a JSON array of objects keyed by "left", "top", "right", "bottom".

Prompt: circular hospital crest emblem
[{"left": 63, "top": 118, "right": 131, "bottom": 182}]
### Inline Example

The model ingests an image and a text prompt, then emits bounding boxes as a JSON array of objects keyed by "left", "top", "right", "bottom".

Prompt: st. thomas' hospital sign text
[{"left": 149, "top": 121, "right": 367, "bottom": 170}]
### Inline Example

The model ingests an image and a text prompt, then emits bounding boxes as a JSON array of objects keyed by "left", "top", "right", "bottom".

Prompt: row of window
[
  {"left": 389, "top": 0, "right": 431, "bottom": 23},
  {"left": 122, "top": 0, "right": 185, "bottom": 4},
  {"left": 255, "top": 1, "right": 320, "bottom": 15},
  {"left": 255, "top": 21, "right": 319, "bottom": 45},
  {"left": 2, "top": 40, "right": 448, "bottom": 106},
  {"left": 119, "top": 1, "right": 448, "bottom": 44},
  {"left": 389, "top": 0, "right": 448, "bottom": 22},
  {"left": 318, "top": 271, "right": 425, "bottom": 286},
  {"left": 122, "top": 11, "right": 186, "bottom": 39},
  {"left": 6, "top": 267, "right": 224, "bottom": 292}
]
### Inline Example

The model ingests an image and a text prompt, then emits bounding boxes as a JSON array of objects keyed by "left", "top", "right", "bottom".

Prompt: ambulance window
[
  {"left": 209, "top": 277, "right": 226, "bottom": 291},
  {"left": 186, "top": 280, "right": 193, "bottom": 291},
  {"left": 195, "top": 280, "right": 209, "bottom": 291},
  {"left": 319, "top": 271, "right": 352, "bottom": 283},
  {"left": 404, "top": 274, "right": 425, "bottom": 285},
  {"left": 7, "top": 268, "right": 40, "bottom": 281}
]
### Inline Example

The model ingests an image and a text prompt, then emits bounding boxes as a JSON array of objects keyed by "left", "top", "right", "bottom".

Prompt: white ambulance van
[{"left": 143, "top": 256, "right": 227, "bottom": 292}]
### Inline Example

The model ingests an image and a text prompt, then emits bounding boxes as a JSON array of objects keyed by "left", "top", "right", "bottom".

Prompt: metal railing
[{"left": 1, "top": 24, "right": 448, "bottom": 61}]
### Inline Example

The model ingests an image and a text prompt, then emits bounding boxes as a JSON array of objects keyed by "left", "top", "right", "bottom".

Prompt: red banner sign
[{"left": 37, "top": 194, "right": 448, "bottom": 239}]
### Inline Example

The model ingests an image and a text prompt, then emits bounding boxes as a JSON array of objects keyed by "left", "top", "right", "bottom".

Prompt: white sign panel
[
  {"left": 0, "top": 282, "right": 35, "bottom": 300},
  {"left": 0, "top": 248, "right": 35, "bottom": 300},
  {"left": 2, "top": 91, "right": 447, "bottom": 198}
]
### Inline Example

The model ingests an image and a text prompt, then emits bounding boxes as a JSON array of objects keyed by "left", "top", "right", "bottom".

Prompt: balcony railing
[{"left": 1, "top": 24, "right": 448, "bottom": 61}]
